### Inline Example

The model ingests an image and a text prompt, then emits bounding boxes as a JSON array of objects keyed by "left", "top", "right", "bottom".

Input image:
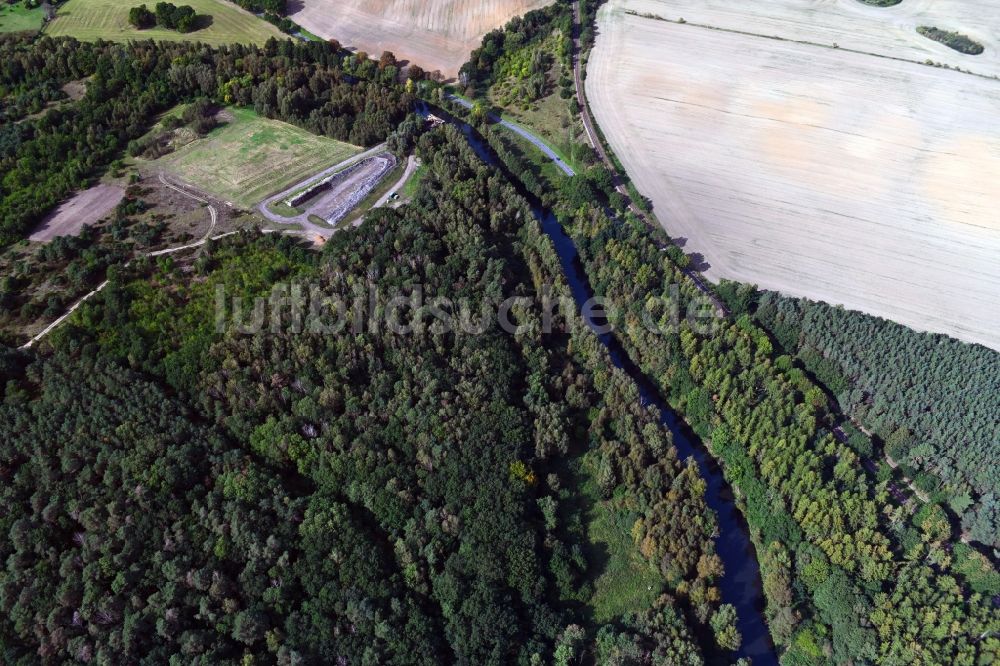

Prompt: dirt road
[
  {"left": 22, "top": 177, "right": 231, "bottom": 349},
  {"left": 571, "top": 2, "right": 728, "bottom": 316}
]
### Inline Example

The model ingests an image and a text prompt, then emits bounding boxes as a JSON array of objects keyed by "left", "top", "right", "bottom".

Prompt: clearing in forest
[
  {"left": 587, "top": 0, "right": 1000, "bottom": 351},
  {"left": 288, "top": 0, "right": 553, "bottom": 78},
  {"left": 29, "top": 184, "right": 125, "bottom": 242},
  {"left": 45, "top": 0, "right": 282, "bottom": 46},
  {"left": 154, "top": 107, "right": 361, "bottom": 209}
]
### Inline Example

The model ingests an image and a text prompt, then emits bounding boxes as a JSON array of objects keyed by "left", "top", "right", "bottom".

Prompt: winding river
[
  {"left": 537, "top": 208, "right": 777, "bottom": 665},
  {"left": 451, "top": 113, "right": 779, "bottom": 664}
]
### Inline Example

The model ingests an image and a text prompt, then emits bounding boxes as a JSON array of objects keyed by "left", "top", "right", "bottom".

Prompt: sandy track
[
  {"left": 289, "top": 0, "right": 552, "bottom": 77},
  {"left": 29, "top": 184, "right": 124, "bottom": 242},
  {"left": 588, "top": 4, "right": 1000, "bottom": 350},
  {"left": 22, "top": 178, "right": 233, "bottom": 349}
]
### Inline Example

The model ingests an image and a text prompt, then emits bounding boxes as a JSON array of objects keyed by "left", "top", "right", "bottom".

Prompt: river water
[
  {"left": 454, "top": 118, "right": 777, "bottom": 664},
  {"left": 536, "top": 210, "right": 778, "bottom": 666}
]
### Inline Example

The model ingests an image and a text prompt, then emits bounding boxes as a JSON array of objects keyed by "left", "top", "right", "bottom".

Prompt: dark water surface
[{"left": 455, "top": 117, "right": 777, "bottom": 664}]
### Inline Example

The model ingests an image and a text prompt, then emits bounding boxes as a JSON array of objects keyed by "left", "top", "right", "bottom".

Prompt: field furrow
[
  {"left": 288, "top": 0, "right": 553, "bottom": 77},
  {"left": 588, "top": 2, "right": 1000, "bottom": 350}
]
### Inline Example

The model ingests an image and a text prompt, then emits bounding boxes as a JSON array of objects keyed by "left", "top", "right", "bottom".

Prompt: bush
[
  {"left": 916, "top": 26, "right": 984, "bottom": 55},
  {"left": 128, "top": 4, "right": 155, "bottom": 28}
]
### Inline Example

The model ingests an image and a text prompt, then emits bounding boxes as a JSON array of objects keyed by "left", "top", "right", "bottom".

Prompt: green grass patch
[
  {"left": 401, "top": 163, "right": 426, "bottom": 199},
  {"left": 502, "top": 126, "right": 571, "bottom": 188},
  {"left": 296, "top": 26, "right": 322, "bottom": 42},
  {"left": 45, "top": 0, "right": 283, "bottom": 46},
  {"left": 151, "top": 107, "right": 361, "bottom": 208},
  {"left": 307, "top": 214, "right": 334, "bottom": 229},
  {"left": 577, "top": 454, "right": 662, "bottom": 623},
  {"left": 265, "top": 201, "right": 302, "bottom": 218},
  {"left": 263, "top": 222, "right": 303, "bottom": 232},
  {"left": 0, "top": 2, "right": 44, "bottom": 34}
]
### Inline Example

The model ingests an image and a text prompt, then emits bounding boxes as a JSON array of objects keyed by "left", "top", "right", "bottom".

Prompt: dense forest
[
  {"left": 451, "top": 7, "right": 1000, "bottom": 661},
  {"left": 558, "top": 182, "right": 1000, "bottom": 665},
  {"left": 459, "top": 0, "right": 571, "bottom": 95},
  {"left": 0, "top": 35, "right": 410, "bottom": 247},
  {"left": 747, "top": 290, "right": 1000, "bottom": 550},
  {"left": 1, "top": 11, "right": 997, "bottom": 664},
  {"left": 0, "top": 88, "right": 739, "bottom": 660}
]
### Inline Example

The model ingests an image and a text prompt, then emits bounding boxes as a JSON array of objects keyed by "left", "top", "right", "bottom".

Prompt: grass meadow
[
  {"left": 45, "top": 0, "right": 282, "bottom": 46},
  {"left": 154, "top": 107, "right": 361, "bottom": 208},
  {"left": 0, "top": 2, "right": 43, "bottom": 33}
]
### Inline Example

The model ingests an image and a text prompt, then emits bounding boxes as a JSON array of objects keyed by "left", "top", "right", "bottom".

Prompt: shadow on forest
[
  {"left": 192, "top": 14, "right": 213, "bottom": 31},
  {"left": 686, "top": 251, "right": 711, "bottom": 272}
]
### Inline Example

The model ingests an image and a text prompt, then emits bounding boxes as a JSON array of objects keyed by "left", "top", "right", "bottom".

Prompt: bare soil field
[
  {"left": 621, "top": 0, "right": 1000, "bottom": 78},
  {"left": 588, "top": 3, "right": 1000, "bottom": 350},
  {"left": 288, "top": 0, "right": 553, "bottom": 77},
  {"left": 29, "top": 184, "right": 124, "bottom": 242}
]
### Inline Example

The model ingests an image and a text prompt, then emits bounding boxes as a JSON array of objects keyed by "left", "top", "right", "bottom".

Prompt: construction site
[{"left": 259, "top": 150, "right": 399, "bottom": 235}]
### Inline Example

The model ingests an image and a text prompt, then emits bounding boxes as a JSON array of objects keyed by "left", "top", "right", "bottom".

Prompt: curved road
[
  {"left": 342, "top": 155, "right": 421, "bottom": 228},
  {"left": 158, "top": 172, "right": 217, "bottom": 239},
  {"left": 446, "top": 94, "right": 576, "bottom": 177},
  {"left": 257, "top": 144, "right": 390, "bottom": 237}
]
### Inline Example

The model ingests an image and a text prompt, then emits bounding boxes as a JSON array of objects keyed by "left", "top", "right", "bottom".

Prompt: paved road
[
  {"left": 371, "top": 154, "right": 420, "bottom": 210},
  {"left": 257, "top": 144, "right": 390, "bottom": 237},
  {"left": 341, "top": 154, "right": 422, "bottom": 228},
  {"left": 446, "top": 94, "right": 576, "bottom": 177}
]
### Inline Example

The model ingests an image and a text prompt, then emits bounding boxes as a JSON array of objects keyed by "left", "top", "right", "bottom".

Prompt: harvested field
[
  {"left": 619, "top": 0, "right": 1000, "bottom": 77},
  {"left": 29, "top": 184, "right": 124, "bottom": 242},
  {"left": 588, "top": 3, "right": 1000, "bottom": 350},
  {"left": 45, "top": 0, "right": 282, "bottom": 46},
  {"left": 288, "top": 0, "right": 553, "bottom": 77},
  {"left": 154, "top": 107, "right": 361, "bottom": 208}
]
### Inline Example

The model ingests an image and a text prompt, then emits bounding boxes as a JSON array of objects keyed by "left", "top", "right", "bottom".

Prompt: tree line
[
  {"left": 0, "top": 35, "right": 412, "bottom": 248},
  {"left": 450, "top": 7, "right": 1000, "bottom": 659},
  {"left": 0, "top": 116, "right": 744, "bottom": 662},
  {"left": 556, "top": 166, "right": 999, "bottom": 665},
  {"left": 748, "top": 289, "right": 1000, "bottom": 551},
  {"left": 128, "top": 2, "right": 202, "bottom": 33}
]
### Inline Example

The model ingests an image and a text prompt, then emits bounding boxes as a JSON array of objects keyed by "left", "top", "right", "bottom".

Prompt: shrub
[
  {"left": 128, "top": 4, "right": 155, "bottom": 28},
  {"left": 917, "top": 26, "right": 984, "bottom": 55}
]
